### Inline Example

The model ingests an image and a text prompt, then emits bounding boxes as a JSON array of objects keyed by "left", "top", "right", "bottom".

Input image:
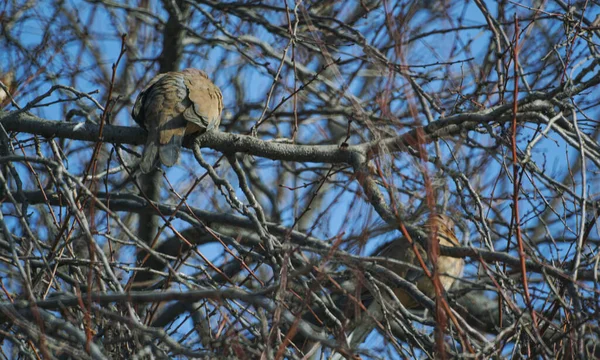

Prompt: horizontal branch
[
  {"left": 0, "top": 98, "right": 557, "bottom": 166},
  {"left": 0, "top": 110, "right": 356, "bottom": 163},
  {"left": 0, "top": 110, "right": 143, "bottom": 145},
  {"left": 12, "top": 190, "right": 582, "bottom": 283},
  {"left": 6, "top": 287, "right": 342, "bottom": 352}
]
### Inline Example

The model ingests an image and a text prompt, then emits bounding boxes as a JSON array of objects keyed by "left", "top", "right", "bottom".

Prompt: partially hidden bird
[
  {"left": 374, "top": 213, "right": 464, "bottom": 309},
  {"left": 132, "top": 68, "right": 223, "bottom": 173},
  {"left": 0, "top": 71, "right": 14, "bottom": 107},
  {"left": 330, "top": 214, "right": 464, "bottom": 358}
]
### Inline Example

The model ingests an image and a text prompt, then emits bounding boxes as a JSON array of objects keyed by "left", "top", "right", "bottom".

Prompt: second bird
[{"left": 132, "top": 68, "right": 223, "bottom": 173}]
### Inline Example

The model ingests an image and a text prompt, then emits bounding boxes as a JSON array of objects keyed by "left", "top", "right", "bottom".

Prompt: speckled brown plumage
[{"left": 132, "top": 68, "right": 223, "bottom": 173}]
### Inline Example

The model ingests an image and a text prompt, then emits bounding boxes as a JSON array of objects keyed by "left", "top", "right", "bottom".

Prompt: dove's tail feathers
[
  {"left": 158, "top": 115, "right": 186, "bottom": 167},
  {"left": 140, "top": 137, "right": 159, "bottom": 174},
  {"left": 159, "top": 132, "right": 184, "bottom": 167}
]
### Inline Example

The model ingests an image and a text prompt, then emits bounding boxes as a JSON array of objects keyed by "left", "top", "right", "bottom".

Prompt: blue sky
[{"left": 2, "top": 0, "right": 600, "bottom": 356}]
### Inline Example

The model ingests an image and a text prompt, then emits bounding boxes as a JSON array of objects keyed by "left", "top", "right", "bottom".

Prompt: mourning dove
[
  {"left": 0, "top": 71, "right": 14, "bottom": 107},
  {"left": 330, "top": 214, "right": 464, "bottom": 358},
  {"left": 132, "top": 68, "right": 223, "bottom": 173},
  {"left": 374, "top": 213, "right": 464, "bottom": 309}
]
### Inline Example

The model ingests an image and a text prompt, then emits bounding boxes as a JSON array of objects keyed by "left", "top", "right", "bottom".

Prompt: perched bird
[
  {"left": 330, "top": 214, "right": 465, "bottom": 358},
  {"left": 132, "top": 68, "right": 223, "bottom": 173},
  {"left": 374, "top": 213, "right": 464, "bottom": 309},
  {"left": 0, "top": 71, "right": 14, "bottom": 107}
]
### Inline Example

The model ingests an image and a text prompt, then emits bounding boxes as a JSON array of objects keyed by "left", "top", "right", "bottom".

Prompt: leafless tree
[{"left": 1, "top": 0, "right": 600, "bottom": 359}]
